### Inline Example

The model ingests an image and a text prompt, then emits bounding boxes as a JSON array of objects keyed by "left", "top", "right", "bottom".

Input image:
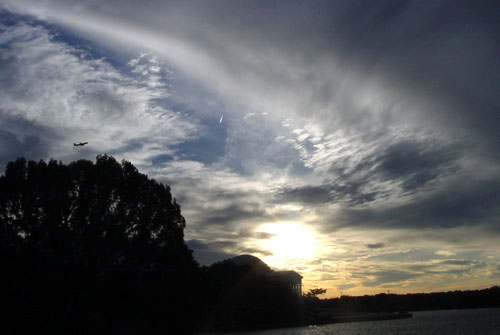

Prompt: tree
[
  {"left": 0, "top": 155, "right": 200, "bottom": 333},
  {"left": 305, "top": 288, "right": 327, "bottom": 298},
  {"left": 302, "top": 287, "right": 328, "bottom": 323}
]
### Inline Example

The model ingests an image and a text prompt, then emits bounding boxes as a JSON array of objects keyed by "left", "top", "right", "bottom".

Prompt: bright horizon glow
[{"left": 259, "top": 222, "right": 317, "bottom": 267}]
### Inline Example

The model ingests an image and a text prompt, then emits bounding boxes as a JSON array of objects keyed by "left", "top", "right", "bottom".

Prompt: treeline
[{"left": 306, "top": 286, "right": 500, "bottom": 316}]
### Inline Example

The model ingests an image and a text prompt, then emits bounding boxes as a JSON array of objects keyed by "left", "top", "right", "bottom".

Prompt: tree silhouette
[
  {"left": 0, "top": 155, "right": 200, "bottom": 333},
  {"left": 305, "top": 288, "right": 327, "bottom": 298}
]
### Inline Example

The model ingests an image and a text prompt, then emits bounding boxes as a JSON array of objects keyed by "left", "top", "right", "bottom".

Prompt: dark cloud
[
  {"left": 171, "top": 185, "right": 273, "bottom": 231},
  {"left": 493, "top": 265, "right": 500, "bottom": 278},
  {"left": 334, "top": 175, "right": 500, "bottom": 230},
  {"left": 363, "top": 270, "right": 420, "bottom": 287},
  {"left": 199, "top": 203, "right": 269, "bottom": 226},
  {"left": 405, "top": 260, "right": 485, "bottom": 274},
  {"left": 322, "top": 1, "right": 499, "bottom": 125},
  {"left": 0, "top": 116, "right": 55, "bottom": 170},
  {"left": 279, "top": 136, "right": 497, "bottom": 233},
  {"left": 337, "top": 283, "right": 357, "bottom": 291},
  {"left": 440, "top": 259, "right": 481, "bottom": 266},
  {"left": 278, "top": 139, "right": 463, "bottom": 207},
  {"left": 192, "top": 250, "right": 234, "bottom": 266},
  {"left": 150, "top": 153, "right": 173, "bottom": 165},
  {"left": 277, "top": 184, "right": 335, "bottom": 205},
  {"left": 186, "top": 239, "right": 235, "bottom": 265},
  {"left": 367, "top": 243, "right": 385, "bottom": 249},
  {"left": 276, "top": 176, "right": 379, "bottom": 206},
  {"left": 185, "top": 238, "right": 271, "bottom": 265},
  {"left": 237, "top": 230, "right": 275, "bottom": 240},
  {"left": 185, "top": 239, "right": 209, "bottom": 250},
  {"left": 367, "top": 250, "right": 438, "bottom": 264},
  {"left": 240, "top": 248, "right": 272, "bottom": 257},
  {"left": 374, "top": 141, "right": 460, "bottom": 192}
]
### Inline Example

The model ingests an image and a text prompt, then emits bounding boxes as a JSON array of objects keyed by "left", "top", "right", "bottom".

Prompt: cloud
[
  {"left": 277, "top": 184, "right": 336, "bottom": 205},
  {"left": 362, "top": 270, "right": 420, "bottom": 287},
  {"left": 441, "top": 259, "right": 480, "bottom": 266},
  {"left": 277, "top": 138, "right": 464, "bottom": 207},
  {"left": 367, "top": 243, "right": 385, "bottom": 249},
  {"left": 337, "top": 283, "right": 357, "bottom": 291},
  {"left": 200, "top": 203, "right": 270, "bottom": 226},
  {"left": 185, "top": 238, "right": 273, "bottom": 266},
  {"left": 373, "top": 141, "right": 460, "bottom": 192},
  {"left": 334, "top": 175, "right": 500, "bottom": 230},
  {"left": 0, "top": 116, "right": 55, "bottom": 169},
  {"left": 0, "top": 14, "right": 199, "bottom": 170},
  {"left": 186, "top": 239, "right": 235, "bottom": 265},
  {"left": 435, "top": 250, "right": 456, "bottom": 257}
]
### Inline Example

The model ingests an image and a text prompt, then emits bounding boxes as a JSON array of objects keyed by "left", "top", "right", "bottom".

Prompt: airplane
[{"left": 73, "top": 142, "right": 88, "bottom": 146}]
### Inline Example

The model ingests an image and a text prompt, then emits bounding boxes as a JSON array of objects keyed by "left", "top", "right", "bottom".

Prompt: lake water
[{"left": 211, "top": 308, "right": 500, "bottom": 335}]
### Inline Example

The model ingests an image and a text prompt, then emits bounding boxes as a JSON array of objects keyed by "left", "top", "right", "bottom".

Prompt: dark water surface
[{"left": 205, "top": 308, "right": 500, "bottom": 335}]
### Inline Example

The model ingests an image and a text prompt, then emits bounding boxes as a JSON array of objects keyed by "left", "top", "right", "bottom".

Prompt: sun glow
[{"left": 260, "top": 222, "right": 316, "bottom": 265}]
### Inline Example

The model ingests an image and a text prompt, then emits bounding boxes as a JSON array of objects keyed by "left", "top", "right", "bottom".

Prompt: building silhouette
[
  {"left": 230, "top": 255, "right": 302, "bottom": 297},
  {"left": 266, "top": 270, "right": 303, "bottom": 297}
]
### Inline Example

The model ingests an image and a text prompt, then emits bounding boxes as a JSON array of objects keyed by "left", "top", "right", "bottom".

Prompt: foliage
[
  {"left": 305, "top": 288, "right": 327, "bottom": 298},
  {"left": 0, "top": 155, "right": 200, "bottom": 333},
  {"left": 307, "top": 286, "right": 500, "bottom": 317}
]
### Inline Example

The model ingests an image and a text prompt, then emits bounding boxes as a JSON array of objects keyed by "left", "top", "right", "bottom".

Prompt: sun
[{"left": 260, "top": 222, "right": 316, "bottom": 264}]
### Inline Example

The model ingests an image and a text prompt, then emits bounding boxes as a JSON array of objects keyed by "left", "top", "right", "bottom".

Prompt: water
[{"left": 210, "top": 308, "right": 500, "bottom": 335}]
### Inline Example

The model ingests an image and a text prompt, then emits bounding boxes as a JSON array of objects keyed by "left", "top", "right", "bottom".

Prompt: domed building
[
  {"left": 229, "top": 255, "right": 302, "bottom": 297},
  {"left": 230, "top": 254, "right": 270, "bottom": 268}
]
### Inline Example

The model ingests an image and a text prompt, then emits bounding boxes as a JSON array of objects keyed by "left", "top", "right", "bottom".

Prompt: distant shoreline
[{"left": 198, "top": 307, "right": 500, "bottom": 334}]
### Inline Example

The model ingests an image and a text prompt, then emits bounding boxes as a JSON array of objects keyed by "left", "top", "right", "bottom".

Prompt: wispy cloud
[{"left": 0, "top": 16, "right": 198, "bottom": 168}]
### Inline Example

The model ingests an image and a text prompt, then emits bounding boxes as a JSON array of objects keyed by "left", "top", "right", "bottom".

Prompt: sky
[{"left": 1, "top": 0, "right": 498, "bottom": 297}]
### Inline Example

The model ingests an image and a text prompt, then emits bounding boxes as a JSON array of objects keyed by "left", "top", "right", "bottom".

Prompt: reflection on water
[{"left": 203, "top": 308, "right": 500, "bottom": 335}]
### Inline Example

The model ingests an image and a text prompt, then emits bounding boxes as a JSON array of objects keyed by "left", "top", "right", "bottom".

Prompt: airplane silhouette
[{"left": 73, "top": 142, "right": 88, "bottom": 146}]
